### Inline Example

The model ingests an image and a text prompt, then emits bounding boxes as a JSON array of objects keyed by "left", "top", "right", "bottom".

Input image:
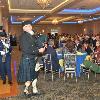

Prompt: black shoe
[
  {"left": 3, "top": 80, "right": 6, "bottom": 84},
  {"left": 8, "top": 81, "right": 13, "bottom": 85},
  {"left": 32, "top": 92, "right": 41, "bottom": 96},
  {"left": 24, "top": 92, "right": 32, "bottom": 98}
]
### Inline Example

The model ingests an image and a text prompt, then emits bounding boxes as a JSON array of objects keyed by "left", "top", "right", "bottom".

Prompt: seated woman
[
  {"left": 65, "top": 38, "right": 75, "bottom": 53},
  {"left": 94, "top": 41, "right": 100, "bottom": 63},
  {"left": 82, "top": 41, "right": 100, "bottom": 73}
]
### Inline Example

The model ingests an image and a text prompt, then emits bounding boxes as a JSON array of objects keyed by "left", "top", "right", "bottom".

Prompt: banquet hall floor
[{"left": 0, "top": 46, "right": 100, "bottom": 100}]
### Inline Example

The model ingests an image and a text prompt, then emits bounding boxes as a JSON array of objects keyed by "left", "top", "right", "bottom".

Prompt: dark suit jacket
[
  {"left": 19, "top": 31, "right": 43, "bottom": 58},
  {"left": 45, "top": 45, "right": 60, "bottom": 71}
]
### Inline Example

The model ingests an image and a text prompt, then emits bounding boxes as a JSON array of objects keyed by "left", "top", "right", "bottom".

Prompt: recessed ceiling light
[{"left": 34, "top": 16, "right": 35, "bottom": 17}]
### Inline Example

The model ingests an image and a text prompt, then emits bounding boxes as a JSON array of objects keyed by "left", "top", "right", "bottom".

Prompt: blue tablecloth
[
  {"left": 57, "top": 52, "right": 87, "bottom": 77},
  {"left": 57, "top": 53, "right": 63, "bottom": 59},
  {"left": 76, "top": 53, "right": 87, "bottom": 77}
]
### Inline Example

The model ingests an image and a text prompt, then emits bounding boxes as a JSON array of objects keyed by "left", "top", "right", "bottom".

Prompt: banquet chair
[
  {"left": 95, "top": 60, "right": 100, "bottom": 77},
  {"left": 81, "top": 64, "right": 90, "bottom": 80},
  {"left": 43, "top": 54, "right": 61, "bottom": 81},
  {"left": 80, "top": 53, "right": 99, "bottom": 79},
  {"left": 64, "top": 53, "right": 77, "bottom": 82},
  {"left": 81, "top": 54, "right": 100, "bottom": 79}
]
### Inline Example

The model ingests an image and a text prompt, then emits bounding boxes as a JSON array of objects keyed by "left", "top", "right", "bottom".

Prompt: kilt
[{"left": 17, "top": 56, "right": 38, "bottom": 83}]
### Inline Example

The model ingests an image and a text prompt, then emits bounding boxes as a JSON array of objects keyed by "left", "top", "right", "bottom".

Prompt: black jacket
[{"left": 19, "top": 31, "right": 43, "bottom": 58}]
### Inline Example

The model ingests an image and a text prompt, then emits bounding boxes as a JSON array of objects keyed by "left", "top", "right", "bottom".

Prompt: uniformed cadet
[
  {"left": 17, "top": 21, "right": 45, "bottom": 98},
  {"left": 0, "top": 26, "right": 12, "bottom": 85},
  {"left": 0, "top": 40, "right": 3, "bottom": 80},
  {"left": 0, "top": 26, "right": 3, "bottom": 78}
]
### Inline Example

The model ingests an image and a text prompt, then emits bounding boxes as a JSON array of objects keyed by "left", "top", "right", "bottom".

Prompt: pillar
[{"left": 0, "top": 8, "right": 3, "bottom": 25}]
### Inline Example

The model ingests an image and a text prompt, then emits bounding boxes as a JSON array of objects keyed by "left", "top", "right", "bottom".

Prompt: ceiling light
[
  {"left": 52, "top": 19, "right": 58, "bottom": 25},
  {"left": 78, "top": 20, "right": 83, "bottom": 24}
]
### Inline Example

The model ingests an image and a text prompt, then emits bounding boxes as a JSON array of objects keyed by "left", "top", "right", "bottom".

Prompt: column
[{"left": 0, "top": 8, "right": 3, "bottom": 25}]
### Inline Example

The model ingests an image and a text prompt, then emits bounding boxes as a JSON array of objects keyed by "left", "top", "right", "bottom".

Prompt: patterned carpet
[
  {"left": 0, "top": 71, "right": 100, "bottom": 100},
  {"left": 0, "top": 46, "right": 100, "bottom": 100}
]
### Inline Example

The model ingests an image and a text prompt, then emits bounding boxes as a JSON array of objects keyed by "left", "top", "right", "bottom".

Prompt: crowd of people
[
  {"left": 58, "top": 33, "right": 100, "bottom": 63},
  {"left": 0, "top": 21, "right": 100, "bottom": 98}
]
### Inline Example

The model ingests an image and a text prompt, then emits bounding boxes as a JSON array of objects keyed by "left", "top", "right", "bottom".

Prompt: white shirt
[{"left": 29, "top": 31, "right": 35, "bottom": 35}]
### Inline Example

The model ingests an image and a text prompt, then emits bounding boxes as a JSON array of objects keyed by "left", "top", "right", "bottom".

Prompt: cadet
[{"left": 0, "top": 26, "right": 12, "bottom": 85}]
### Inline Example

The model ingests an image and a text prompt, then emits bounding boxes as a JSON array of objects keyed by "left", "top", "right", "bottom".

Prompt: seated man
[
  {"left": 44, "top": 42, "right": 60, "bottom": 72},
  {"left": 82, "top": 42, "right": 93, "bottom": 56}
]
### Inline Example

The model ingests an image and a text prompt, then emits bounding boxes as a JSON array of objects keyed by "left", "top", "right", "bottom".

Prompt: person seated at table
[
  {"left": 44, "top": 42, "right": 60, "bottom": 72},
  {"left": 94, "top": 41, "right": 100, "bottom": 63},
  {"left": 82, "top": 42, "right": 93, "bottom": 55},
  {"left": 83, "top": 60, "right": 100, "bottom": 73},
  {"left": 82, "top": 42, "right": 93, "bottom": 61},
  {"left": 65, "top": 38, "right": 75, "bottom": 53},
  {"left": 81, "top": 41, "right": 100, "bottom": 73},
  {"left": 75, "top": 39, "right": 82, "bottom": 51}
]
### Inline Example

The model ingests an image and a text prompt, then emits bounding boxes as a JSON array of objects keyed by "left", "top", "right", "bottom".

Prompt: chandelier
[
  {"left": 52, "top": 19, "right": 58, "bottom": 25},
  {"left": 37, "top": 0, "right": 52, "bottom": 9}
]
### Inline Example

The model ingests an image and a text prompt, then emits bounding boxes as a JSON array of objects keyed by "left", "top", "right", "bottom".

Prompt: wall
[
  {"left": 32, "top": 24, "right": 83, "bottom": 35},
  {"left": 8, "top": 24, "right": 22, "bottom": 37},
  {"left": 83, "top": 20, "right": 100, "bottom": 35},
  {"left": 8, "top": 24, "right": 83, "bottom": 37},
  {"left": 8, "top": 20, "right": 100, "bottom": 40},
  {"left": 60, "top": 24, "right": 83, "bottom": 34}
]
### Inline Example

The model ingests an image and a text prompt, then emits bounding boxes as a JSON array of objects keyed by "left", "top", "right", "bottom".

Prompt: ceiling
[
  {"left": 67, "top": 0, "right": 100, "bottom": 9},
  {"left": 9, "top": 0, "right": 64, "bottom": 10},
  {"left": 0, "top": 0, "right": 100, "bottom": 24}
]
